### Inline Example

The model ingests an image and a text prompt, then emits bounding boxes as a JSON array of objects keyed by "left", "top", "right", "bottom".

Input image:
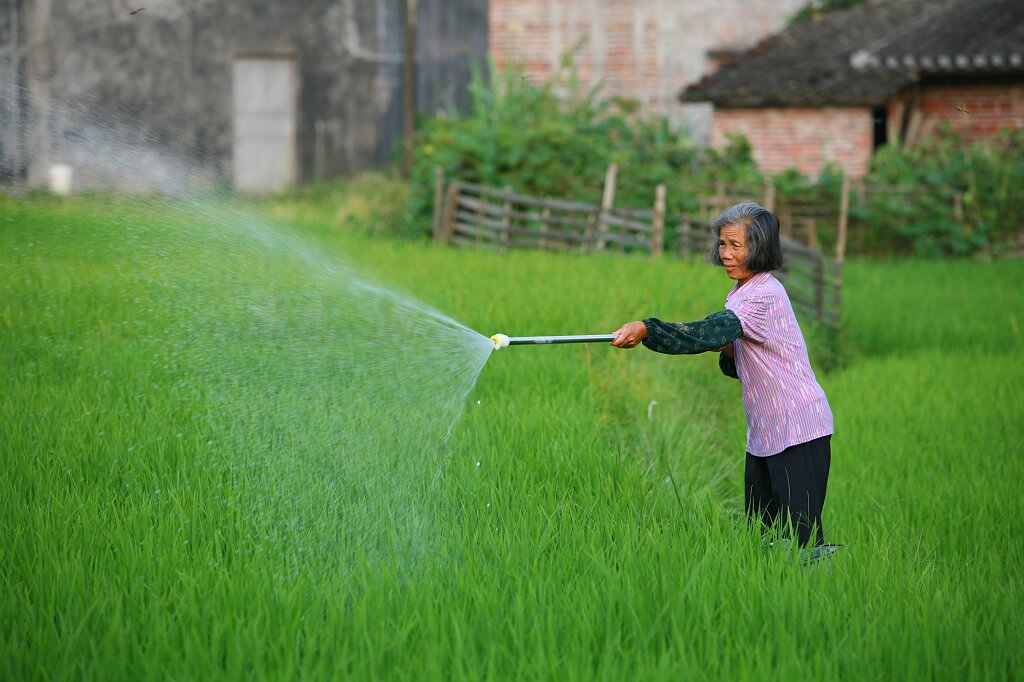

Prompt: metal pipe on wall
[{"left": 401, "top": 0, "right": 417, "bottom": 177}]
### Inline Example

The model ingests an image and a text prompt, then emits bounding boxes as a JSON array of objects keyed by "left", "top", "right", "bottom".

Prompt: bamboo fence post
[
  {"left": 475, "top": 185, "right": 488, "bottom": 245},
  {"left": 441, "top": 181, "right": 461, "bottom": 243},
  {"left": 763, "top": 176, "right": 776, "bottom": 212},
  {"left": 540, "top": 205, "right": 551, "bottom": 251},
  {"left": 501, "top": 185, "right": 512, "bottom": 251},
  {"left": 595, "top": 163, "right": 618, "bottom": 251},
  {"left": 836, "top": 175, "right": 850, "bottom": 265},
  {"left": 651, "top": 184, "right": 666, "bottom": 259},
  {"left": 780, "top": 199, "right": 792, "bottom": 239},
  {"left": 431, "top": 166, "right": 445, "bottom": 241},
  {"left": 814, "top": 252, "right": 825, "bottom": 320},
  {"left": 834, "top": 175, "right": 850, "bottom": 331}
]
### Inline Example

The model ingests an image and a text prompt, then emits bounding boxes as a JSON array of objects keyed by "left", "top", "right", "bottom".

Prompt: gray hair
[{"left": 707, "top": 202, "right": 784, "bottom": 272}]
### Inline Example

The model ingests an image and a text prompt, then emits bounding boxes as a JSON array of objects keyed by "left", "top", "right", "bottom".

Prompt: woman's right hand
[{"left": 611, "top": 321, "right": 648, "bottom": 348}]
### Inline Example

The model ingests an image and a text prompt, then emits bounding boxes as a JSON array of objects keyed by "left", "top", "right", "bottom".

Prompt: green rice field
[{"left": 2, "top": 196, "right": 1023, "bottom": 680}]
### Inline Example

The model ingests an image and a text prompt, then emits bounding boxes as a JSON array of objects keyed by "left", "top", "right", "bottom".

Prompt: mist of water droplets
[{"left": 3, "top": 82, "right": 495, "bottom": 576}]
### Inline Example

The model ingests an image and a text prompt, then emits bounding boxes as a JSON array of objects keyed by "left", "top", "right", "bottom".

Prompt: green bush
[
  {"left": 852, "top": 127, "right": 1024, "bottom": 257},
  {"left": 410, "top": 58, "right": 703, "bottom": 224}
]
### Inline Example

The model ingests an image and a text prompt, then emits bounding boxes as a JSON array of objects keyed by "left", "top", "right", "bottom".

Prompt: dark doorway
[{"left": 872, "top": 107, "right": 888, "bottom": 149}]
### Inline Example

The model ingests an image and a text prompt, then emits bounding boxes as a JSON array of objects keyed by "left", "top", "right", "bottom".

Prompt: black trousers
[{"left": 745, "top": 435, "right": 831, "bottom": 547}]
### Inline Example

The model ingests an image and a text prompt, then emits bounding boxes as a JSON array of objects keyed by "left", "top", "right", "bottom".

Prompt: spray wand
[{"left": 489, "top": 333, "right": 618, "bottom": 350}]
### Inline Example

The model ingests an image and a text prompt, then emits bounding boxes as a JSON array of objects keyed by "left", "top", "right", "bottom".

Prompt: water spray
[{"left": 490, "top": 333, "right": 618, "bottom": 350}]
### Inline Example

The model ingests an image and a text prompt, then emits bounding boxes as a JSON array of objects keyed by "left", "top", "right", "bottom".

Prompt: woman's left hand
[{"left": 612, "top": 321, "right": 647, "bottom": 348}]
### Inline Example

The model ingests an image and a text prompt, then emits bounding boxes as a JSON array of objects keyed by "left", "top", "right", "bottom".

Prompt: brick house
[
  {"left": 488, "top": 0, "right": 809, "bottom": 142},
  {"left": 680, "top": 0, "right": 1024, "bottom": 179}
]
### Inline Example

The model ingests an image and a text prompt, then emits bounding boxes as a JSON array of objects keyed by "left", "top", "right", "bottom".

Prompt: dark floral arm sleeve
[{"left": 641, "top": 310, "right": 743, "bottom": 355}]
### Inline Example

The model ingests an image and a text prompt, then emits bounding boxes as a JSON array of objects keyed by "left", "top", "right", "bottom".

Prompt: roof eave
[
  {"left": 854, "top": 51, "right": 1024, "bottom": 74},
  {"left": 679, "top": 88, "right": 891, "bottom": 109}
]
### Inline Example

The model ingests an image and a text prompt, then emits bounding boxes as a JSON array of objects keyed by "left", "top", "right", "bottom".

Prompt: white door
[{"left": 232, "top": 58, "right": 297, "bottom": 194}]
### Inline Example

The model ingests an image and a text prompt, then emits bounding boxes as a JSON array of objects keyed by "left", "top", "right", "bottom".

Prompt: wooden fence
[
  {"left": 434, "top": 171, "right": 667, "bottom": 257},
  {"left": 434, "top": 169, "right": 842, "bottom": 330},
  {"left": 696, "top": 177, "right": 852, "bottom": 254}
]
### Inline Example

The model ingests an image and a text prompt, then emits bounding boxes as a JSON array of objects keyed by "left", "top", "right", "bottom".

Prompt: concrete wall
[
  {"left": 0, "top": 0, "right": 28, "bottom": 185},
  {"left": 712, "top": 108, "right": 875, "bottom": 179},
  {"left": 488, "top": 0, "right": 807, "bottom": 142},
  {"left": 0, "top": 0, "right": 488, "bottom": 191}
]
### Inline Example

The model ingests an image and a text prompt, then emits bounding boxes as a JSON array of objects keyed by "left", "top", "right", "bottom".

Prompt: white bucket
[{"left": 49, "top": 164, "right": 73, "bottom": 195}]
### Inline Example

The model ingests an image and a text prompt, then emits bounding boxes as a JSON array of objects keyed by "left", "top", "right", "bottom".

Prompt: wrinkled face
[{"left": 718, "top": 224, "right": 754, "bottom": 284}]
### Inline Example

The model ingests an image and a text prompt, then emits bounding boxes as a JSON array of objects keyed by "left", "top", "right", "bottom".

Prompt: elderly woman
[{"left": 612, "top": 202, "right": 833, "bottom": 548}]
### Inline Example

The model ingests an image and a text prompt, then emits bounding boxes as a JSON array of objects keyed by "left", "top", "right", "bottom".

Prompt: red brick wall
[
  {"left": 488, "top": 0, "right": 807, "bottom": 139},
  {"left": 917, "top": 82, "right": 1024, "bottom": 141},
  {"left": 712, "top": 108, "right": 874, "bottom": 179}
]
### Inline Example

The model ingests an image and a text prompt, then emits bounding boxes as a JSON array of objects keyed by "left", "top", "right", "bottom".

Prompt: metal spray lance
[{"left": 489, "top": 333, "right": 618, "bottom": 350}]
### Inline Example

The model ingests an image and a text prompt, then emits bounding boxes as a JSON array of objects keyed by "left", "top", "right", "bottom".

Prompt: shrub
[
  {"left": 409, "top": 58, "right": 701, "bottom": 225},
  {"left": 853, "top": 127, "right": 1024, "bottom": 257}
]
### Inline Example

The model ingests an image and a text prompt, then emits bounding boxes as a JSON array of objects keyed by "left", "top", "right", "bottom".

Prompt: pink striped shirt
[{"left": 725, "top": 272, "right": 833, "bottom": 457}]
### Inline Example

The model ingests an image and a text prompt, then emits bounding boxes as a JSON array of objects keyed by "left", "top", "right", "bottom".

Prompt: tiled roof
[
  {"left": 852, "top": 0, "right": 1024, "bottom": 73},
  {"left": 681, "top": 0, "right": 1024, "bottom": 108}
]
